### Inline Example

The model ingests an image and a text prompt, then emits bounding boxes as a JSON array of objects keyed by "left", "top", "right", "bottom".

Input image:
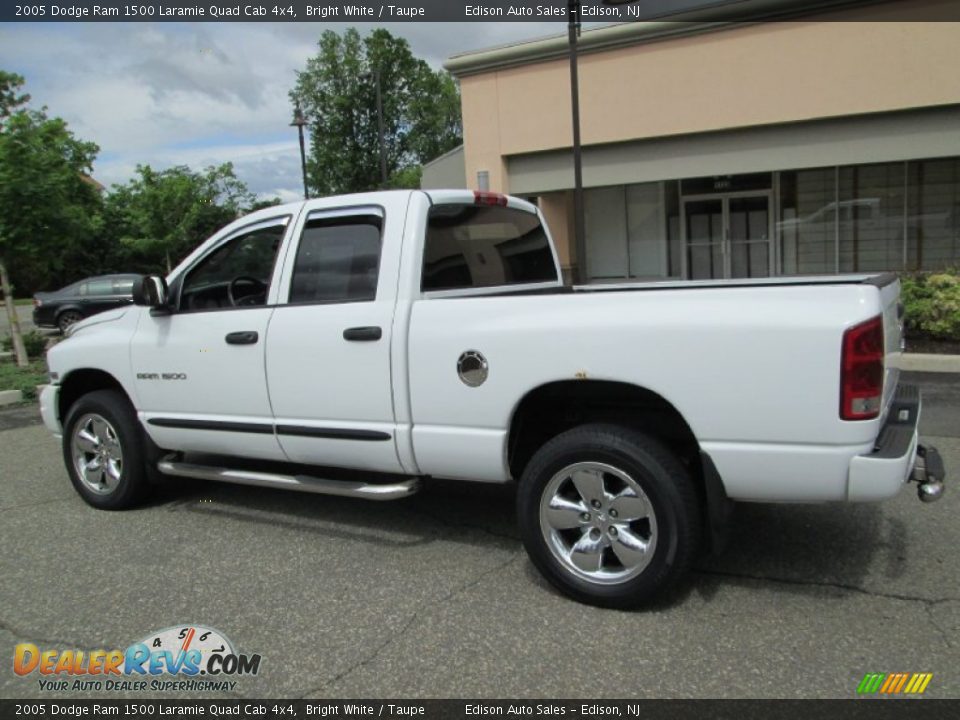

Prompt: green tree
[
  {"left": 106, "top": 163, "right": 255, "bottom": 274},
  {"left": 292, "top": 28, "right": 462, "bottom": 196},
  {"left": 0, "top": 71, "right": 100, "bottom": 366}
]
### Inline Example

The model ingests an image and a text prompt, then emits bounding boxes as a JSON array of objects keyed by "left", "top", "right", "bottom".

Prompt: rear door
[{"left": 265, "top": 196, "right": 408, "bottom": 474}]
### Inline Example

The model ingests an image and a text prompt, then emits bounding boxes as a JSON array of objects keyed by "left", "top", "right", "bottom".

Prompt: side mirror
[{"left": 132, "top": 275, "right": 169, "bottom": 308}]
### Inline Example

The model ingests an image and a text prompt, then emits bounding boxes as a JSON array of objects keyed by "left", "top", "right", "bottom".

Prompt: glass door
[
  {"left": 683, "top": 198, "right": 725, "bottom": 280},
  {"left": 682, "top": 193, "right": 772, "bottom": 279},
  {"left": 728, "top": 195, "right": 772, "bottom": 278}
]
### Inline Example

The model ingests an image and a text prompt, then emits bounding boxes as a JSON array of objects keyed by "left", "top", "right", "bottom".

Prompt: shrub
[
  {"left": 1, "top": 330, "right": 47, "bottom": 359},
  {"left": 901, "top": 270, "right": 960, "bottom": 342}
]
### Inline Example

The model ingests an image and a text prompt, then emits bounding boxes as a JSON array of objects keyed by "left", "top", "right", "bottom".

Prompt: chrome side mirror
[{"left": 132, "top": 275, "right": 169, "bottom": 308}]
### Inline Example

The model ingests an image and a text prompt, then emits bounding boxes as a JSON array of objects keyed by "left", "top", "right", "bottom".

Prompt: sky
[{"left": 0, "top": 22, "right": 578, "bottom": 203}]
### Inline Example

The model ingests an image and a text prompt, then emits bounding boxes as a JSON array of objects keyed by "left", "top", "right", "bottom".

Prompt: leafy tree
[
  {"left": 105, "top": 163, "right": 255, "bottom": 274},
  {"left": 0, "top": 71, "right": 100, "bottom": 366},
  {"left": 292, "top": 28, "right": 462, "bottom": 196}
]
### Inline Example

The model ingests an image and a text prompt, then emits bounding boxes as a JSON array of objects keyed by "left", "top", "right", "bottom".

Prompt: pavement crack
[
  {"left": 923, "top": 602, "right": 954, "bottom": 649},
  {"left": 695, "top": 567, "right": 958, "bottom": 606},
  {"left": 0, "top": 617, "right": 104, "bottom": 653},
  {"left": 299, "top": 552, "right": 521, "bottom": 698},
  {"left": 0, "top": 497, "right": 73, "bottom": 513}
]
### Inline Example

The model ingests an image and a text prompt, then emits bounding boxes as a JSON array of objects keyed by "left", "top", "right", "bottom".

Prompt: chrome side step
[{"left": 157, "top": 458, "right": 421, "bottom": 501}]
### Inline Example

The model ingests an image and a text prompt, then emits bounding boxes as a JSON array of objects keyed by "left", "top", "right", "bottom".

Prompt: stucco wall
[{"left": 457, "top": 17, "right": 960, "bottom": 193}]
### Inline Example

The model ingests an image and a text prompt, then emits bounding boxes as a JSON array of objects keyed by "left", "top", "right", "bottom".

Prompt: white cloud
[{"left": 0, "top": 21, "right": 580, "bottom": 199}]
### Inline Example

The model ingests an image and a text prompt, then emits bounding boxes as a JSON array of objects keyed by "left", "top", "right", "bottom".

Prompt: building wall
[
  {"left": 421, "top": 146, "right": 466, "bottom": 189},
  {"left": 457, "top": 16, "right": 960, "bottom": 193}
]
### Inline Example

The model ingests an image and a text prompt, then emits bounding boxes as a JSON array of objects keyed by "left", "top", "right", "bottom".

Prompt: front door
[
  {"left": 682, "top": 193, "right": 772, "bottom": 279},
  {"left": 130, "top": 216, "right": 293, "bottom": 462}
]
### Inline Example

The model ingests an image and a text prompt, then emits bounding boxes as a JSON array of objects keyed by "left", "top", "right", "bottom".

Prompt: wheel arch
[
  {"left": 507, "top": 380, "right": 730, "bottom": 552},
  {"left": 54, "top": 305, "right": 84, "bottom": 321},
  {"left": 58, "top": 368, "right": 131, "bottom": 425}
]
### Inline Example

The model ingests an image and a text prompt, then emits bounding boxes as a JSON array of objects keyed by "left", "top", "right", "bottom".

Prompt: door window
[
  {"left": 179, "top": 223, "right": 286, "bottom": 311},
  {"left": 84, "top": 279, "right": 114, "bottom": 296},
  {"left": 113, "top": 278, "right": 135, "bottom": 294},
  {"left": 289, "top": 215, "right": 383, "bottom": 304}
]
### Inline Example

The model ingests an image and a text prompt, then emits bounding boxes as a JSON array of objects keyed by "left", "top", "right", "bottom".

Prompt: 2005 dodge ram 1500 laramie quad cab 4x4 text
[{"left": 40, "top": 190, "right": 946, "bottom": 607}]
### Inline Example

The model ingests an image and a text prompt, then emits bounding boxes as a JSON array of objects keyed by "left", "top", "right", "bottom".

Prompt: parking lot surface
[{"left": 0, "top": 372, "right": 957, "bottom": 699}]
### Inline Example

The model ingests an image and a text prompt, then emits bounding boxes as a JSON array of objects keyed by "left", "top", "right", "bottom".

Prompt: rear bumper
[
  {"left": 32, "top": 306, "right": 56, "bottom": 327},
  {"left": 847, "top": 383, "right": 938, "bottom": 501}
]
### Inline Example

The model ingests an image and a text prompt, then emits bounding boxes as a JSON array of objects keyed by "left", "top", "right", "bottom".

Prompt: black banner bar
[
  {"left": 2, "top": 700, "right": 960, "bottom": 720},
  {"left": 5, "top": 0, "right": 960, "bottom": 23}
]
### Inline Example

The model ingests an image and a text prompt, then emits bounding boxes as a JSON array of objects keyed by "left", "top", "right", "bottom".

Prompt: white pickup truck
[{"left": 40, "top": 189, "right": 945, "bottom": 607}]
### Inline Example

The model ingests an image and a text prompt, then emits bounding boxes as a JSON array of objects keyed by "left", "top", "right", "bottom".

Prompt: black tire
[
  {"left": 57, "top": 310, "right": 83, "bottom": 334},
  {"left": 62, "top": 389, "right": 150, "bottom": 510},
  {"left": 517, "top": 423, "right": 701, "bottom": 608}
]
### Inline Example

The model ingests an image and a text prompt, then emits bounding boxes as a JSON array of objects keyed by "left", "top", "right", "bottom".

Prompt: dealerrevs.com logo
[{"left": 13, "top": 624, "right": 262, "bottom": 693}]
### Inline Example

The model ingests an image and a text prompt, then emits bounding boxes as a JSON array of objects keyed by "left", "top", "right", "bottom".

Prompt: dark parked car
[{"left": 33, "top": 274, "right": 141, "bottom": 333}]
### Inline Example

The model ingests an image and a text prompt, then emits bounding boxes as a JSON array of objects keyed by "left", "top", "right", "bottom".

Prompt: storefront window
[
  {"left": 838, "top": 162, "right": 906, "bottom": 272},
  {"left": 585, "top": 181, "right": 678, "bottom": 281},
  {"left": 906, "top": 158, "right": 960, "bottom": 271},
  {"left": 584, "top": 186, "right": 628, "bottom": 280},
  {"left": 778, "top": 168, "right": 836, "bottom": 274}
]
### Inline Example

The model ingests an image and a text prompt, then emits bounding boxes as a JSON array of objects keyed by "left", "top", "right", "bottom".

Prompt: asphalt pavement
[{"left": 0, "top": 372, "right": 957, "bottom": 699}]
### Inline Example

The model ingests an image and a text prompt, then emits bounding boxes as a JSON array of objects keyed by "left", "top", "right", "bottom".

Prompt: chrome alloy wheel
[
  {"left": 70, "top": 413, "right": 124, "bottom": 495},
  {"left": 539, "top": 462, "right": 658, "bottom": 585}
]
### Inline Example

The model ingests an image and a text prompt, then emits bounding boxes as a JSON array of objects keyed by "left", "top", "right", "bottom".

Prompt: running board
[{"left": 156, "top": 458, "right": 421, "bottom": 501}]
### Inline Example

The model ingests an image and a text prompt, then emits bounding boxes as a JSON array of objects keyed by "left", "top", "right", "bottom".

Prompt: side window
[
  {"left": 422, "top": 204, "right": 557, "bottom": 292},
  {"left": 289, "top": 215, "right": 382, "bottom": 304},
  {"left": 113, "top": 278, "right": 135, "bottom": 294},
  {"left": 85, "top": 279, "right": 113, "bottom": 296},
  {"left": 179, "top": 223, "right": 286, "bottom": 311}
]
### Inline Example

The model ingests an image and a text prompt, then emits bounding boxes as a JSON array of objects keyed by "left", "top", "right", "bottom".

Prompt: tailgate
[{"left": 872, "top": 274, "right": 904, "bottom": 416}]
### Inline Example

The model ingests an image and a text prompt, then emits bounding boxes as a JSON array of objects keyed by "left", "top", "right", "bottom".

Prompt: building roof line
[
  {"left": 443, "top": 0, "right": 882, "bottom": 77},
  {"left": 422, "top": 144, "right": 464, "bottom": 169}
]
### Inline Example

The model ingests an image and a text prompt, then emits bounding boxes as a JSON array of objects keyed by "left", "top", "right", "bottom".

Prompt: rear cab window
[{"left": 422, "top": 202, "right": 559, "bottom": 293}]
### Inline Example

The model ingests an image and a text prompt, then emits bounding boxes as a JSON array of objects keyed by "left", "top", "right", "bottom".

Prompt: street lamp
[
  {"left": 567, "top": 0, "right": 641, "bottom": 283},
  {"left": 290, "top": 100, "right": 309, "bottom": 200}
]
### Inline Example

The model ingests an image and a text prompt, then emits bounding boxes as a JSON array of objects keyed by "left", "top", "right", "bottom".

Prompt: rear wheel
[
  {"left": 57, "top": 310, "right": 82, "bottom": 333},
  {"left": 517, "top": 424, "right": 700, "bottom": 608},
  {"left": 62, "top": 389, "right": 150, "bottom": 510}
]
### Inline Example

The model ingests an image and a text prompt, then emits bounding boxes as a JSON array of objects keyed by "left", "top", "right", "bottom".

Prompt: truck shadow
[
  {"left": 152, "top": 475, "right": 519, "bottom": 552},
  {"left": 152, "top": 477, "right": 908, "bottom": 608},
  {"left": 680, "top": 501, "right": 908, "bottom": 607}
]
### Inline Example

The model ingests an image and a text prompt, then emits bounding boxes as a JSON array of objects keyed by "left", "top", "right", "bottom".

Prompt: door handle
[
  {"left": 343, "top": 326, "right": 382, "bottom": 342},
  {"left": 225, "top": 331, "right": 258, "bottom": 345}
]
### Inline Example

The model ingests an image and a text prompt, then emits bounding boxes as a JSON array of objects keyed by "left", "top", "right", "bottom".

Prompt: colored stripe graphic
[
  {"left": 857, "top": 672, "right": 932, "bottom": 695},
  {"left": 857, "top": 673, "right": 886, "bottom": 694}
]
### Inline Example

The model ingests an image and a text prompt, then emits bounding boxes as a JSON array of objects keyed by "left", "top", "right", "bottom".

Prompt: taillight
[
  {"left": 473, "top": 190, "right": 507, "bottom": 207},
  {"left": 840, "top": 315, "right": 884, "bottom": 420}
]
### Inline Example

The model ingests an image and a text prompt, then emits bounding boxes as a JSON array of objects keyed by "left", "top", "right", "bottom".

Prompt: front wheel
[
  {"left": 62, "top": 389, "right": 150, "bottom": 510},
  {"left": 517, "top": 424, "right": 701, "bottom": 608}
]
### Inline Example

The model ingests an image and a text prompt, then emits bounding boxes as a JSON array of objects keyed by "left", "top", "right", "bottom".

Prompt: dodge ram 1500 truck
[{"left": 40, "top": 189, "right": 946, "bottom": 607}]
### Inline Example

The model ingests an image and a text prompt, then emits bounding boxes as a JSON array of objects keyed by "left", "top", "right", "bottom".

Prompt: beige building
[{"left": 440, "top": 0, "right": 960, "bottom": 283}]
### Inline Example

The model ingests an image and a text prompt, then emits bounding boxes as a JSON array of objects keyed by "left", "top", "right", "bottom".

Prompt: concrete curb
[
  {"left": 0, "top": 389, "right": 24, "bottom": 406},
  {"left": 900, "top": 353, "right": 960, "bottom": 373}
]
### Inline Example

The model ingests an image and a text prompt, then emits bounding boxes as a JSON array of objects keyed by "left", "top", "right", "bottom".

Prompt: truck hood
[{"left": 66, "top": 308, "right": 129, "bottom": 336}]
